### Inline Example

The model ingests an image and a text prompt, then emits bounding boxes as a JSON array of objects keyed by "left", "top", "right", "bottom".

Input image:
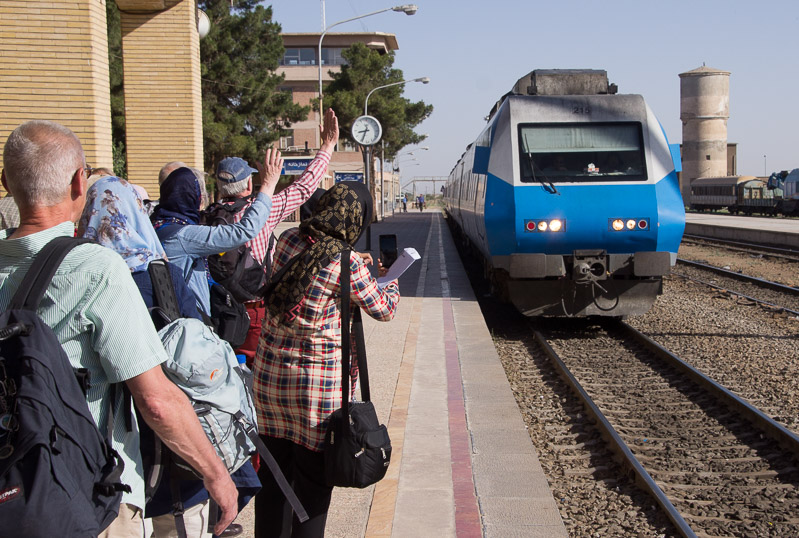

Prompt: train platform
[
  {"left": 685, "top": 212, "right": 799, "bottom": 248},
  {"left": 233, "top": 208, "right": 567, "bottom": 537}
]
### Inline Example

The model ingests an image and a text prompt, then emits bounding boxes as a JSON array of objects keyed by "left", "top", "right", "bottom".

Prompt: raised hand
[
  {"left": 257, "top": 147, "right": 284, "bottom": 197},
  {"left": 319, "top": 108, "right": 339, "bottom": 152}
]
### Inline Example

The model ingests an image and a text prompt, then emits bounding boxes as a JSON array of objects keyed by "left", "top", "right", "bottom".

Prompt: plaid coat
[{"left": 253, "top": 228, "right": 400, "bottom": 451}]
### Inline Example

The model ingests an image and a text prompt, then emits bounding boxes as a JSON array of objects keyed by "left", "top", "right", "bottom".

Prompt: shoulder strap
[
  {"left": 261, "top": 247, "right": 305, "bottom": 298},
  {"left": 9, "top": 236, "right": 91, "bottom": 311},
  {"left": 148, "top": 259, "right": 181, "bottom": 323},
  {"left": 340, "top": 249, "right": 351, "bottom": 416},
  {"left": 338, "top": 250, "right": 371, "bottom": 407},
  {"left": 352, "top": 308, "right": 370, "bottom": 402}
]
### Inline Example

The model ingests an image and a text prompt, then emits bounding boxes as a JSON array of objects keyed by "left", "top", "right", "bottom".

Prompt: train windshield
[{"left": 519, "top": 122, "right": 647, "bottom": 183}]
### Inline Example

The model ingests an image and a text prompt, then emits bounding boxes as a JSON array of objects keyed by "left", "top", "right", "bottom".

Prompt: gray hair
[
  {"left": 190, "top": 167, "right": 211, "bottom": 209},
  {"left": 2, "top": 120, "right": 83, "bottom": 208},
  {"left": 159, "top": 161, "right": 187, "bottom": 185},
  {"left": 217, "top": 174, "right": 250, "bottom": 198}
]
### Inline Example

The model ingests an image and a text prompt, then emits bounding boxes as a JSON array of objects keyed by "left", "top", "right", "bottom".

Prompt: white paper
[{"left": 377, "top": 247, "right": 420, "bottom": 287}]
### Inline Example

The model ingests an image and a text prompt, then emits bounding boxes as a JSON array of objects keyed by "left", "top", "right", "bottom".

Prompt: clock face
[{"left": 351, "top": 115, "right": 382, "bottom": 146}]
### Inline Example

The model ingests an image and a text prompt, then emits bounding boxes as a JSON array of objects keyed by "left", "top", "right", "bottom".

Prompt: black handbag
[{"left": 323, "top": 249, "right": 392, "bottom": 488}]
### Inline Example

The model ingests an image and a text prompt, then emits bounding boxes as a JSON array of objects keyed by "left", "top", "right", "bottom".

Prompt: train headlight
[
  {"left": 626, "top": 219, "right": 636, "bottom": 230},
  {"left": 525, "top": 218, "right": 565, "bottom": 232},
  {"left": 638, "top": 219, "right": 649, "bottom": 230},
  {"left": 611, "top": 219, "right": 624, "bottom": 231}
]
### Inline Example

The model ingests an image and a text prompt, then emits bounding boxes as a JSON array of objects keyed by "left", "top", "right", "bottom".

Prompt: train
[
  {"left": 444, "top": 69, "right": 685, "bottom": 317},
  {"left": 688, "top": 169, "right": 799, "bottom": 216}
]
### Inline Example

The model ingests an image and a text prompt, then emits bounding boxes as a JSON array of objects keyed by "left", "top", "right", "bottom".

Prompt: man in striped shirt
[
  {"left": 0, "top": 120, "right": 238, "bottom": 536},
  {"left": 213, "top": 108, "right": 340, "bottom": 362}
]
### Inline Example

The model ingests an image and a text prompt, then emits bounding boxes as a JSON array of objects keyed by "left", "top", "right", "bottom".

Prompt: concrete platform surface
[{"left": 226, "top": 209, "right": 567, "bottom": 537}]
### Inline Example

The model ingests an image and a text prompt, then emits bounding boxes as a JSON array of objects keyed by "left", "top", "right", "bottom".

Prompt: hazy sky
[{"left": 270, "top": 1, "right": 799, "bottom": 192}]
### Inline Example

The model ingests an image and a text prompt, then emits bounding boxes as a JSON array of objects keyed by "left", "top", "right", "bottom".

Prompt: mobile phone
[{"left": 379, "top": 234, "right": 398, "bottom": 268}]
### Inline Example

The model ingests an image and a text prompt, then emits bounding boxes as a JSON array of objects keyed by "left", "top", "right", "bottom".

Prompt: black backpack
[
  {"left": 0, "top": 237, "right": 129, "bottom": 536},
  {"left": 203, "top": 198, "right": 275, "bottom": 304}
]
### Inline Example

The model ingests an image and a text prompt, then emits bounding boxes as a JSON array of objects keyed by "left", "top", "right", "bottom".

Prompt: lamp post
[
  {"left": 764, "top": 154, "right": 767, "bottom": 177},
  {"left": 317, "top": 4, "right": 417, "bottom": 134},
  {"left": 363, "top": 78, "right": 428, "bottom": 225},
  {"left": 365, "top": 77, "right": 430, "bottom": 116}
]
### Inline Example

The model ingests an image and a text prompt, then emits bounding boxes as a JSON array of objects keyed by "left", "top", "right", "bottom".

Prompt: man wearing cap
[{"left": 213, "top": 108, "right": 339, "bottom": 362}]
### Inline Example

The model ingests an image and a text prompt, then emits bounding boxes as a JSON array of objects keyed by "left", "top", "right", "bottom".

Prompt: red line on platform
[{"left": 443, "top": 297, "right": 483, "bottom": 537}]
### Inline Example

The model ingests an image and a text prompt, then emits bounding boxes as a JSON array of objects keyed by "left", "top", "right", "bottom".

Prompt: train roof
[
  {"left": 488, "top": 69, "right": 619, "bottom": 120},
  {"left": 690, "top": 176, "right": 758, "bottom": 187}
]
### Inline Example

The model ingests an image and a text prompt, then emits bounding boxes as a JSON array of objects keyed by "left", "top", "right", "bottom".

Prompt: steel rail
[
  {"left": 671, "top": 271, "right": 799, "bottom": 317},
  {"left": 676, "top": 258, "right": 799, "bottom": 295},
  {"left": 618, "top": 322, "right": 799, "bottom": 461},
  {"left": 682, "top": 234, "right": 799, "bottom": 259},
  {"left": 533, "top": 330, "right": 697, "bottom": 538}
]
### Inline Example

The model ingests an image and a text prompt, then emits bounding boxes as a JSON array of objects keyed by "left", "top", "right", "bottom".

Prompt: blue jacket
[{"left": 155, "top": 193, "right": 272, "bottom": 314}]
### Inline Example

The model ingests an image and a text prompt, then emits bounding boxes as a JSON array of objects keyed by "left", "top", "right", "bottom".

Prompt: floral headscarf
[{"left": 77, "top": 176, "right": 167, "bottom": 272}]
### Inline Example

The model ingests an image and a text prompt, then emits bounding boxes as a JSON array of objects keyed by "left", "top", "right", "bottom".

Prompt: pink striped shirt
[{"left": 227, "top": 149, "right": 331, "bottom": 263}]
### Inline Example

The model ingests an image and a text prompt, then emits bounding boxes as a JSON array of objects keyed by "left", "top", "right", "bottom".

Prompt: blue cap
[
  {"left": 236, "top": 354, "right": 247, "bottom": 364},
  {"left": 216, "top": 157, "right": 257, "bottom": 184}
]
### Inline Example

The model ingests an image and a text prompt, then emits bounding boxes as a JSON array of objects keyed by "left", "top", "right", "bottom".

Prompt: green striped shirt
[{"left": 0, "top": 222, "right": 168, "bottom": 509}]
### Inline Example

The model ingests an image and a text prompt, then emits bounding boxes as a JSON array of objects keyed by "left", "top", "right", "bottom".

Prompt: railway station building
[
  {"left": 277, "top": 32, "right": 402, "bottom": 219},
  {"left": 0, "top": 4, "right": 401, "bottom": 217}
]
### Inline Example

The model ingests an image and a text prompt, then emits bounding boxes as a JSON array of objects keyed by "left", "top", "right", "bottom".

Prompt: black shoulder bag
[{"left": 323, "top": 249, "right": 392, "bottom": 488}]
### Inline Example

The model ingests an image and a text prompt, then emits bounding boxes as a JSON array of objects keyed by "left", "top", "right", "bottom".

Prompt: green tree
[
  {"left": 199, "top": 0, "right": 308, "bottom": 176},
  {"left": 323, "top": 43, "right": 432, "bottom": 160},
  {"left": 106, "top": 0, "right": 126, "bottom": 177}
]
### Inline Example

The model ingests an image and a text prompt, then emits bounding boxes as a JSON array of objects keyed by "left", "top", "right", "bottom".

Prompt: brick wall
[
  {"left": 0, "top": 0, "right": 113, "bottom": 191},
  {"left": 120, "top": 0, "right": 202, "bottom": 197}
]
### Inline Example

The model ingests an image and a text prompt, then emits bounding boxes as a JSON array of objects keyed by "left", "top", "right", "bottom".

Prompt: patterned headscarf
[
  {"left": 265, "top": 181, "right": 373, "bottom": 322},
  {"left": 77, "top": 176, "right": 167, "bottom": 272}
]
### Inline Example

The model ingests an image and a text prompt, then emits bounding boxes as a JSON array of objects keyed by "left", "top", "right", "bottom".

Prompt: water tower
[{"left": 679, "top": 66, "right": 730, "bottom": 205}]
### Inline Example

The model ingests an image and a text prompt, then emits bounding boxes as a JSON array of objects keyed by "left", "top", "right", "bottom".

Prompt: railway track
[
  {"left": 536, "top": 319, "right": 799, "bottom": 537},
  {"left": 674, "top": 259, "right": 799, "bottom": 316},
  {"left": 681, "top": 234, "right": 799, "bottom": 262}
]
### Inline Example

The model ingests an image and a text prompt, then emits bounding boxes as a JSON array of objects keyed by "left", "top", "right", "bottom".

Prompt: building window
[
  {"left": 279, "top": 134, "right": 295, "bottom": 150},
  {"left": 321, "top": 47, "right": 346, "bottom": 66},
  {"left": 281, "top": 48, "right": 317, "bottom": 66}
]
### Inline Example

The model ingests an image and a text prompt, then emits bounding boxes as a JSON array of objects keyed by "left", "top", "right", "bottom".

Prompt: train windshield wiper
[{"left": 527, "top": 154, "right": 559, "bottom": 195}]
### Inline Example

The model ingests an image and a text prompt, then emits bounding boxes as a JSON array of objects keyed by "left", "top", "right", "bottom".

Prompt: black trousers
[{"left": 254, "top": 436, "right": 333, "bottom": 538}]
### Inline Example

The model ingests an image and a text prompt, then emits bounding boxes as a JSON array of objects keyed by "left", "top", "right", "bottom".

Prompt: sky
[{"left": 270, "top": 0, "right": 799, "bottom": 193}]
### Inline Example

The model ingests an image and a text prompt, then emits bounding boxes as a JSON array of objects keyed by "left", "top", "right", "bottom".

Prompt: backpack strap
[
  {"left": 233, "top": 412, "right": 309, "bottom": 523},
  {"left": 148, "top": 259, "right": 182, "bottom": 324},
  {"left": 339, "top": 250, "right": 372, "bottom": 406},
  {"left": 9, "top": 236, "right": 91, "bottom": 311}
]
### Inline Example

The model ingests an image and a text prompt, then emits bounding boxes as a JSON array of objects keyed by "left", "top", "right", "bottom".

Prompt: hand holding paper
[{"left": 377, "top": 247, "right": 420, "bottom": 288}]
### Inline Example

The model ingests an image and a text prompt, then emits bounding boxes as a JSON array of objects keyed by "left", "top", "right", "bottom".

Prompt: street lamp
[
  {"left": 317, "top": 4, "right": 417, "bottom": 121},
  {"left": 365, "top": 77, "right": 430, "bottom": 116}
]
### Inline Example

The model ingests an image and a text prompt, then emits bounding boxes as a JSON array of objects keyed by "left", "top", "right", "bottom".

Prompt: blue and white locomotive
[{"left": 445, "top": 69, "right": 685, "bottom": 317}]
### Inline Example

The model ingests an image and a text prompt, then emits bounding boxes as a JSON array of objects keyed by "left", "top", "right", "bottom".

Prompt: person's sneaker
[{"left": 218, "top": 523, "right": 243, "bottom": 537}]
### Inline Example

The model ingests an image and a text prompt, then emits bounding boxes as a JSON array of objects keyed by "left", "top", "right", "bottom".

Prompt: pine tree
[
  {"left": 199, "top": 0, "right": 308, "bottom": 175},
  {"left": 323, "top": 43, "right": 432, "bottom": 160}
]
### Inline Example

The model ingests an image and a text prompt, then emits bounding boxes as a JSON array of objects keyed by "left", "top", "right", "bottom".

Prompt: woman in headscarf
[
  {"left": 77, "top": 175, "right": 200, "bottom": 318},
  {"left": 78, "top": 176, "right": 259, "bottom": 538},
  {"left": 150, "top": 149, "right": 282, "bottom": 316},
  {"left": 252, "top": 181, "right": 400, "bottom": 537}
]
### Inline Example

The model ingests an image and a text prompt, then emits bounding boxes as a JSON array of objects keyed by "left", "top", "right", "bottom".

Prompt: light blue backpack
[
  {"left": 158, "top": 317, "right": 256, "bottom": 473},
  {"left": 146, "top": 260, "right": 308, "bottom": 531}
]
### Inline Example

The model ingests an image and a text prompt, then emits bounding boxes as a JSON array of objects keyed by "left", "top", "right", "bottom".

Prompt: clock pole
[{"left": 363, "top": 144, "right": 373, "bottom": 250}]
